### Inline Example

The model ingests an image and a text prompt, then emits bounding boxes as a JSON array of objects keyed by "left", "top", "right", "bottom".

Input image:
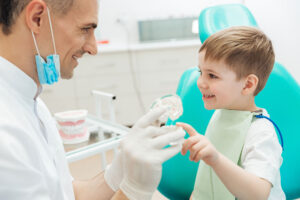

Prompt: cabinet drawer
[
  {"left": 74, "top": 74, "right": 136, "bottom": 98},
  {"left": 137, "top": 70, "right": 184, "bottom": 94},
  {"left": 114, "top": 94, "right": 144, "bottom": 125},
  {"left": 39, "top": 79, "right": 77, "bottom": 114},
  {"left": 76, "top": 94, "right": 143, "bottom": 126},
  {"left": 74, "top": 53, "right": 131, "bottom": 78},
  {"left": 134, "top": 47, "right": 198, "bottom": 73},
  {"left": 40, "top": 79, "right": 76, "bottom": 97},
  {"left": 40, "top": 95, "right": 77, "bottom": 114}
]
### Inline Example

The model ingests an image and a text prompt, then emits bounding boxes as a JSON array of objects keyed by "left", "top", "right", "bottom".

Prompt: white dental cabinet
[{"left": 40, "top": 40, "right": 200, "bottom": 126}]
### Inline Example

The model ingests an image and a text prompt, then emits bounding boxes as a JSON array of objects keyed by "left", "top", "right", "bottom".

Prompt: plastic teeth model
[{"left": 150, "top": 94, "right": 183, "bottom": 123}]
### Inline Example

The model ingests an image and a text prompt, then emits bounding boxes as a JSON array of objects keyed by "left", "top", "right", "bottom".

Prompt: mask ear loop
[
  {"left": 31, "top": 30, "right": 46, "bottom": 85},
  {"left": 31, "top": 31, "right": 43, "bottom": 63},
  {"left": 31, "top": 7, "right": 57, "bottom": 59},
  {"left": 46, "top": 7, "right": 57, "bottom": 55},
  {"left": 31, "top": 30, "right": 41, "bottom": 56}
]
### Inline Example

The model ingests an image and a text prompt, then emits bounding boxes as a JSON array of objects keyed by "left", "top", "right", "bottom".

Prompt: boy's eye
[
  {"left": 209, "top": 73, "right": 218, "bottom": 79},
  {"left": 198, "top": 69, "right": 202, "bottom": 75}
]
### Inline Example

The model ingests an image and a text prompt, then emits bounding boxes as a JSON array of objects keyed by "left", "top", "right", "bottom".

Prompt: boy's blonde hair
[{"left": 199, "top": 26, "right": 275, "bottom": 96}]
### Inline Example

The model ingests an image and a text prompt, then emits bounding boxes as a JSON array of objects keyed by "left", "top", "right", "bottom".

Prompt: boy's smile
[
  {"left": 197, "top": 51, "right": 249, "bottom": 110},
  {"left": 202, "top": 94, "right": 215, "bottom": 100}
]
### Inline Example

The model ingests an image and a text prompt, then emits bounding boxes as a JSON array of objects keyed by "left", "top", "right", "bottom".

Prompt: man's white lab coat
[{"left": 0, "top": 57, "right": 75, "bottom": 200}]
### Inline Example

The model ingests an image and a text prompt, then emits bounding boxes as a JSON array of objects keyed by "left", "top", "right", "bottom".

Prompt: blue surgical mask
[{"left": 31, "top": 7, "right": 60, "bottom": 85}]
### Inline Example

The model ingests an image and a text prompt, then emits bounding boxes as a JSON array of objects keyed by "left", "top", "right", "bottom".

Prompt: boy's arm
[
  {"left": 177, "top": 122, "right": 272, "bottom": 200},
  {"left": 212, "top": 153, "right": 271, "bottom": 200}
]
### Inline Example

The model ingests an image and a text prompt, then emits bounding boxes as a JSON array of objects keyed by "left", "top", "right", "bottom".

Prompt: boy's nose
[{"left": 197, "top": 76, "right": 208, "bottom": 89}]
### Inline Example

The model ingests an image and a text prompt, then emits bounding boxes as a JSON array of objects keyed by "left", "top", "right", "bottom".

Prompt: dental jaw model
[
  {"left": 150, "top": 94, "right": 183, "bottom": 124},
  {"left": 150, "top": 94, "right": 184, "bottom": 146},
  {"left": 54, "top": 109, "right": 89, "bottom": 144}
]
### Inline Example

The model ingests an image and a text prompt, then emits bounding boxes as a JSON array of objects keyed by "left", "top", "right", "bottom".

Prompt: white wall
[
  {"left": 97, "top": 0, "right": 242, "bottom": 44},
  {"left": 96, "top": 0, "right": 300, "bottom": 83},
  {"left": 97, "top": 0, "right": 206, "bottom": 44},
  {"left": 246, "top": 0, "right": 300, "bottom": 83}
]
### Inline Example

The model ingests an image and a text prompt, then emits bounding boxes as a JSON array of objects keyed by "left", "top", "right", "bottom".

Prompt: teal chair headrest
[{"left": 199, "top": 4, "right": 258, "bottom": 43}]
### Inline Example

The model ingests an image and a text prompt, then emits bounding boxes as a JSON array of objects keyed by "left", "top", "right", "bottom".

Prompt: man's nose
[{"left": 83, "top": 34, "right": 98, "bottom": 55}]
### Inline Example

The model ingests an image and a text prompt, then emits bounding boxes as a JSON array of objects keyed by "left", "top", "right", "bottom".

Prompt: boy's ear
[{"left": 242, "top": 74, "right": 259, "bottom": 95}]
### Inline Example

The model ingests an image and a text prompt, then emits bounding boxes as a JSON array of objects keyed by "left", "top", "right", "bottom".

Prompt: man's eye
[
  {"left": 209, "top": 73, "right": 217, "bottom": 79},
  {"left": 81, "top": 27, "right": 90, "bottom": 33}
]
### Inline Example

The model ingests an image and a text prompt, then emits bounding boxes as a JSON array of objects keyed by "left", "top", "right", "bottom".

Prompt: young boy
[{"left": 177, "top": 26, "right": 285, "bottom": 200}]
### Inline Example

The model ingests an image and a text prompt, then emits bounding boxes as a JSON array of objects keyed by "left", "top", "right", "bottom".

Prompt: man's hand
[
  {"left": 119, "top": 107, "right": 185, "bottom": 200},
  {"left": 104, "top": 149, "right": 123, "bottom": 192},
  {"left": 177, "top": 122, "right": 219, "bottom": 166}
]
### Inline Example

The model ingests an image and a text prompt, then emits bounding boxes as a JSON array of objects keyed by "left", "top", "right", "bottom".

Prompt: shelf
[
  {"left": 65, "top": 115, "right": 129, "bottom": 163},
  {"left": 97, "top": 39, "right": 201, "bottom": 53}
]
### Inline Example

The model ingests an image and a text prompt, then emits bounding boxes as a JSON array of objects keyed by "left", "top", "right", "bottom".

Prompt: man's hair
[
  {"left": 0, "top": 0, "right": 73, "bottom": 35},
  {"left": 199, "top": 26, "right": 275, "bottom": 96}
]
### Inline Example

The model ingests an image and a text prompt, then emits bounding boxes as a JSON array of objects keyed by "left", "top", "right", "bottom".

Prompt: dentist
[{"left": 0, "top": 0, "right": 185, "bottom": 199}]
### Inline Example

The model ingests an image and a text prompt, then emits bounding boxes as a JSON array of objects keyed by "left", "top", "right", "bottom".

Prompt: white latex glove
[
  {"left": 103, "top": 106, "right": 172, "bottom": 192},
  {"left": 104, "top": 149, "right": 123, "bottom": 192},
  {"left": 119, "top": 107, "right": 185, "bottom": 200}
]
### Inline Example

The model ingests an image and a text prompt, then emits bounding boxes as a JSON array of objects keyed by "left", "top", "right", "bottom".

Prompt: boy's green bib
[{"left": 192, "top": 109, "right": 255, "bottom": 200}]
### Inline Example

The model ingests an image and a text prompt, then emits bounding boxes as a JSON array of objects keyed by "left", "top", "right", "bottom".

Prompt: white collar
[{"left": 0, "top": 56, "right": 40, "bottom": 100}]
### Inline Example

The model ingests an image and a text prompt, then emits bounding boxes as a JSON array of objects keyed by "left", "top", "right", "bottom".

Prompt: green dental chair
[{"left": 158, "top": 4, "right": 300, "bottom": 200}]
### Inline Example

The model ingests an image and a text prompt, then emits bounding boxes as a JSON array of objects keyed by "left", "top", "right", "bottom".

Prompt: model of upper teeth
[{"left": 150, "top": 94, "right": 183, "bottom": 122}]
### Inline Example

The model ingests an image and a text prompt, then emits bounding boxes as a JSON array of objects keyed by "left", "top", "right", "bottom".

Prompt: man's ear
[
  {"left": 25, "top": 0, "right": 47, "bottom": 34},
  {"left": 242, "top": 74, "right": 259, "bottom": 95}
]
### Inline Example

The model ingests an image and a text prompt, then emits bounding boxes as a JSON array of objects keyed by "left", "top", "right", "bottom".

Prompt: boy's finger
[
  {"left": 182, "top": 138, "right": 193, "bottom": 155},
  {"left": 194, "top": 151, "right": 203, "bottom": 162},
  {"left": 195, "top": 146, "right": 211, "bottom": 162},
  {"left": 181, "top": 140, "right": 190, "bottom": 155},
  {"left": 181, "top": 136, "right": 199, "bottom": 155},
  {"left": 190, "top": 141, "right": 206, "bottom": 161},
  {"left": 176, "top": 122, "right": 198, "bottom": 137}
]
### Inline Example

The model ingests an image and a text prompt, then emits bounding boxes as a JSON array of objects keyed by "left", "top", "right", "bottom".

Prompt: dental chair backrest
[
  {"left": 158, "top": 4, "right": 300, "bottom": 200},
  {"left": 198, "top": 4, "right": 258, "bottom": 42}
]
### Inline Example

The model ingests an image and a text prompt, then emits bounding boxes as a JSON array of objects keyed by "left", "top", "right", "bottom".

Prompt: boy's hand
[{"left": 177, "top": 122, "right": 220, "bottom": 167}]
